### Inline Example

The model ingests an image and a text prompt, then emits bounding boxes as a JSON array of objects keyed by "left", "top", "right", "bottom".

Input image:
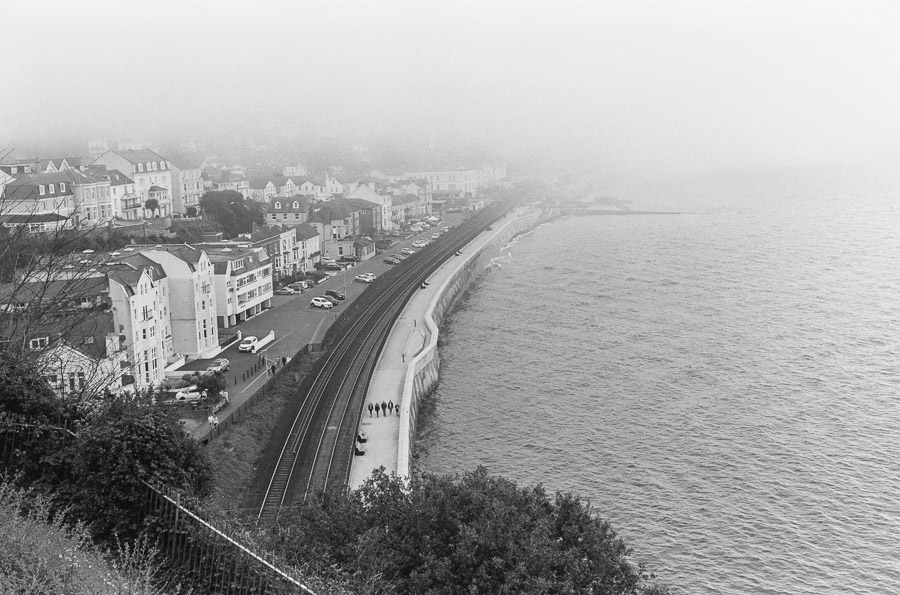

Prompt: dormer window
[
  {"left": 152, "top": 162, "right": 158, "bottom": 171},
  {"left": 146, "top": 162, "right": 152, "bottom": 172},
  {"left": 293, "top": 201, "right": 299, "bottom": 209},
  {"left": 275, "top": 201, "right": 281, "bottom": 209},
  {"left": 49, "top": 183, "right": 55, "bottom": 194},
  {"left": 39, "top": 185, "right": 46, "bottom": 195},
  {"left": 59, "top": 182, "right": 66, "bottom": 192},
  {"left": 137, "top": 163, "right": 144, "bottom": 172}
]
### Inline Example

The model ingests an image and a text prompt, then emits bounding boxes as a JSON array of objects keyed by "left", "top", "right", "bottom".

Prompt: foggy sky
[{"left": 4, "top": 0, "right": 900, "bottom": 173}]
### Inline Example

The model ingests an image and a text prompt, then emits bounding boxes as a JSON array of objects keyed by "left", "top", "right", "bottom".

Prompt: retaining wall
[{"left": 396, "top": 207, "right": 551, "bottom": 477}]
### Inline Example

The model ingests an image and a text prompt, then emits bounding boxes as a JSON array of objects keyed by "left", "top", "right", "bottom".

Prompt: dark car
[
  {"left": 325, "top": 289, "right": 346, "bottom": 300},
  {"left": 339, "top": 255, "right": 360, "bottom": 263}
]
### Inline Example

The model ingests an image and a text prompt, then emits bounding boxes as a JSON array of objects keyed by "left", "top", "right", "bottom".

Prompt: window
[
  {"left": 69, "top": 373, "right": 76, "bottom": 392},
  {"left": 39, "top": 185, "right": 45, "bottom": 195},
  {"left": 275, "top": 202, "right": 281, "bottom": 209},
  {"left": 85, "top": 336, "right": 95, "bottom": 344},
  {"left": 78, "top": 372, "right": 85, "bottom": 389},
  {"left": 293, "top": 201, "right": 299, "bottom": 209},
  {"left": 294, "top": 214, "right": 300, "bottom": 219},
  {"left": 29, "top": 337, "right": 48, "bottom": 349},
  {"left": 152, "top": 162, "right": 158, "bottom": 171},
  {"left": 49, "top": 183, "right": 55, "bottom": 194},
  {"left": 48, "top": 374, "right": 58, "bottom": 384},
  {"left": 60, "top": 182, "right": 66, "bottom": 192},
  {"left": 146, "top": 162, "right": 152, "bottom": 172},
  {"left": 138, "top": 163, "right": 144, "bottom": 172},
  {"left": 142, "top": 328, "right": 147, "bottom": 340}
]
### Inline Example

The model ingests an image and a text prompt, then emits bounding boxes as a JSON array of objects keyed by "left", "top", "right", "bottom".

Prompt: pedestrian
[
  {"left": 375, "top": 403, "right": 380, "bottom": 417},
  {"left": 368, "top": 402, "right": 374, "bottom": 417},
  {"left": 208, "top": 414, "right": 215, "bottom": 426},
  {"left": 282, "top": 356, "right": 287, "bottom": 366},
  {"left": 212, "top": 415, "right": 219, "bottom": 428},
  {"left": 388, "top": 400, "right": 394, "bottom": 414},
  {"left": 396, "top": 404, "right": 400, "bottom": 416},
  {"left": 381, "top": 401, "right": 387, "bottom": 416},
  {"left": 271, "top": 364, "right": 277, "bottom": 376}
]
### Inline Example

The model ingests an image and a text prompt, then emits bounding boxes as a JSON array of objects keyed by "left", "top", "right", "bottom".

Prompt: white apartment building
[
  {"left": 137, "top": 245, "right": 219, "bottom": 359},
  {"left": 206, "top": 246, "right": 273, "bottom": 328},
  {"left": 170, "top": 164, "right": 204, "bottom": 214},
  {"left": 93, "top": 149, "right": 175, "bottom": 216},
  {"left": 105, "top": 256, "right": 171, "bottom": 391},
  {"left": 404, "top": 169, "right": 484, "bottom": 198},
  {"left": 344, "top": 184, "right": 393, "bottom": 230}
]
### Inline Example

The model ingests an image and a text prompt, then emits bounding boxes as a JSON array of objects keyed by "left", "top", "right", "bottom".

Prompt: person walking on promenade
[
  {"left": 368, "top": 402, "right": 374, "bottom": 417},
  {"left": 282, "top": 356, "right": 287, "bottom": 366},
  {"left": 375, "top": 403, "right": 380, "bottom": 417},
  {"left": 381, "top": 401, "right": 387, "bottom": 417},
  {"left": 387, "top": 400, "right": 394, "bottom": 415}
]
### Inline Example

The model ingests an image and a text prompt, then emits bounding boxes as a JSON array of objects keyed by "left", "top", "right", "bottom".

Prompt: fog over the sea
[{"left": 3, "top": 0, "right": 900, "bottom": 174}]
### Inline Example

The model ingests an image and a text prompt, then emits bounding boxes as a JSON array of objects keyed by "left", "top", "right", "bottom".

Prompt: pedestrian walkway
[{"left": 349, "top": 207, "right": 534, "bottom": 488}]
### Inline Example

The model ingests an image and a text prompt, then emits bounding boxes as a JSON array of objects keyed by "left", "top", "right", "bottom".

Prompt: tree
[
  {"left": 144, "top": 198, "right": 160, "bottom": 217},
  {"left": 64, "top": 400, "right": 214, "bottom": 540},
  {"left": 198, "top": 190, "right": 264, "bottom": 238},
  {"left": 196, "top": 371, "right": 227, "bottom": 401},
  {"left": 185, "top": 206, "right": 197, "bottom": 217},
  {"left": 264, "top": 467, "right": 671, "bottom": 594}
]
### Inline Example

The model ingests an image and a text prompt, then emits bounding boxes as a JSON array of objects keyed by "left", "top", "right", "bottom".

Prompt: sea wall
[{"left": 396, "top": 207, "right": 552, "bottom": 477}]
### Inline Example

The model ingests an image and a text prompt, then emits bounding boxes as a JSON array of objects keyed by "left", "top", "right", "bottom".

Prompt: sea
[{"left": 414, "top": 161, "right": 900, "bottom": 595}]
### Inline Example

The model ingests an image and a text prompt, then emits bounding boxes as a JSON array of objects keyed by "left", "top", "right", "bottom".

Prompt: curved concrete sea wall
[{"left": 396, "top": 207, "right": 552, "bottom": 478}]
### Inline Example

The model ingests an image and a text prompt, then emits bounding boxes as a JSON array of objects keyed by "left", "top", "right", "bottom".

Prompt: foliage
[
  {"left": 185, "top": 206, "right": 198, "bottom": 217},
  {"left": 61, "top": 400, "right": 214, "bottom": 541},
  {"left": 144, "top": 198, "right": 160, "bottom": 217},
  {"left": 0, "top": 479, "right": 166, "bottom": 594},
  {"left": 198, "top": 190, "right": 264, "bottom": 238},
  {"left": 0, "top": 349, "right": 72, "bottom": 420},
  {"left": 196, "top": 371, "right": 226, "bottom": 400},
  {"left": 264, "top": 467, "right": 670, "bottom": 595}
]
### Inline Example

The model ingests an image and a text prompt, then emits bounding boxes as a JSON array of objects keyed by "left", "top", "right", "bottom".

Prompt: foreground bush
[
  {"left": 262, "top": 467, "right": 670, "bottom": 595},
  {"left": 0, "top": 480, "right": 164, "bottom": 594}
]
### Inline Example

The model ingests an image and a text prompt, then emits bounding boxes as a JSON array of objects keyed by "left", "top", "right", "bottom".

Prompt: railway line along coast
[{"left": 248, "top": 201, "right": 552, "bottom": 518}]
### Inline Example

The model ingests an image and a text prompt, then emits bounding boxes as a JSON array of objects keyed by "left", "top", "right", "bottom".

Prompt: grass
[{"left": 204, "top": 351, "right": 323, "bottom": 514}]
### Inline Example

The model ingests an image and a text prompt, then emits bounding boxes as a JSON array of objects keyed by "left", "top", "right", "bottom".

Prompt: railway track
[{"left": 256, "top": 203, "right": 510, "bottom": 520}]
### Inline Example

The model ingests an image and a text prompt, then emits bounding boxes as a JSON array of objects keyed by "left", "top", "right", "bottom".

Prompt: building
[
  {"left": 344, "top": 184, "right": 393, "bottom": 230},
  {"left": 104, "top": 255, "right": 171, "bottom": 391},
  {"left": 294, "top": 223, "right": 321, "bottom": 273},
  {"left": 92, "top": 148, "right": 174, "bottom": 216},
  {"left": 131, "top": 245, "right": 219, "bottom": 359},
  {"left": 68, "top": 169, "right": 112, "bottom": 225},
  {"left": 266, "top": 196, "right": 309, "bottom": 227},
  {"left": 38, "top": 313, "right": 128, "bottom": 398},
  {"left": 203, "top": 246, "right": 273, "bottom": 328},
  {"left": 1, "top": 171, "right": 79, "bottom": 222},
  {"left": 99, "top": 169, "right": 138, "bottom": 220},
  {"left": 404, "top": 168, "right": 485, "bottom": 198},
  {"left": 170, "top": 161, "right": 204, "bottom": 215}
]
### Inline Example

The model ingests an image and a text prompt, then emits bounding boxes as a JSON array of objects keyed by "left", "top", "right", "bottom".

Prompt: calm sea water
[{"left": 414, "top": 163, "right": 900, "bottom": 594}]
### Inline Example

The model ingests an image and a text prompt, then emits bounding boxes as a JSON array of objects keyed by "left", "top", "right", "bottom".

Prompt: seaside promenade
[{"left": 349, "top": 207, "right": 536, "bottom": 488}]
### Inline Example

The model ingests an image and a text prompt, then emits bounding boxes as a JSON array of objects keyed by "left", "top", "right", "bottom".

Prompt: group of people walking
[{"left": 368, "top": 400, "right": 399, "bottom": 417}]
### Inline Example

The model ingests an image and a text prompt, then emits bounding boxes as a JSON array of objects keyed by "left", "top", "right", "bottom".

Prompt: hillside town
[{"left": 0, "top": 140, "right": 507, "bottom": 400}]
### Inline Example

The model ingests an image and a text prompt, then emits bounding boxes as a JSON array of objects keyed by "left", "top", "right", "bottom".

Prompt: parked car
[
  {"left": 310, "top": 296, "right": 333, "bottom": 309},
  {"left": 391, "top": 230, "right": 400, "bottom": 237},
  {"left": 206, "top": 358, "right": 230, "bottom": 373},
  {"left": 384, "top": 257, "right": 399, "bottom": 265},
  {"left": 412, "top": 240, "right": 428, "bottom": 248},
  {"left": 395, "top": 254, "right": 408, "bottom": 261},
  {"left": 339, "top": 255, "right": 360, "bottom": 263},
  {"left": 289, "top": 281, "right": 308, "bottom": 291},
  {"left": 275, "top": 287, "right": 297, "bottom": 295},
  {"left": 175, "top": 386, "right": 204, "bottom": 402},
  {"left": 355, "top": 273, "right": 376, "bottom": 283},
  {"left": 431, "top": 233, "right": 441, "bottom": 239},
  {"left": 325, "top": 289, "right": 346, "bottom": 301},
  {"left": 401, "top": 248, "right": 416, "bottom": 255},
  {"left": 238, "top": 336, "right": 259, "bottom": 352}
]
